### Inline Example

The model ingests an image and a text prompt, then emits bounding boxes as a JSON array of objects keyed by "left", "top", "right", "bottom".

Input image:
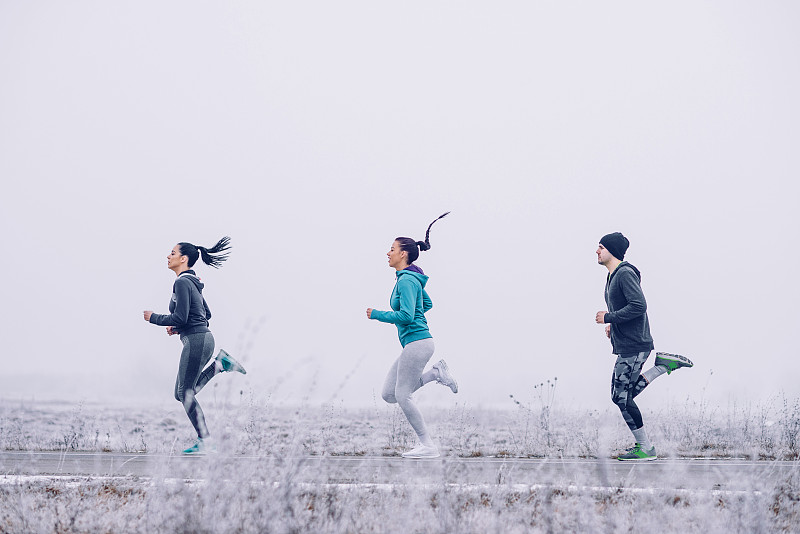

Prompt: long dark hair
[
  {"left": 396, "top": 212, "right": 449, "bottom": 264},
  {"left": 178, "top": 236, "right": 232, "bottom": 268}
]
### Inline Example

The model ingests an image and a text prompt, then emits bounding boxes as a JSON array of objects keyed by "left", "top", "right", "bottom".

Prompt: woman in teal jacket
[{"left": 366, "top": 213, "right": 459, "bottom": 459}]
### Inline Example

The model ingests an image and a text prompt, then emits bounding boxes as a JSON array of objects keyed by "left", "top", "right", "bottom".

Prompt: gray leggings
[
  {"left": 176, "top": 332, "right": 221, "bottom": 438},
  {"left": 382, "top": 338, "right": 435, "bottom": 441}
]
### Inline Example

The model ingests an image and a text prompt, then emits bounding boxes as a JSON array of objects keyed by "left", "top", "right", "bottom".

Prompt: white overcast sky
[{"left": 1, "top": 1, "right": 798, "bottom": 410}]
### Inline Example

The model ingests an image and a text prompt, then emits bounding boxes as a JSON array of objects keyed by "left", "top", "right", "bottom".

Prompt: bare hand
[
  {"left": 166, "top": 326, "right": 176, "bottom": 336},
  {"left": 595, "top": 311, "right": 607, "bottom": 324},
  {"left": 143, "top": 310, "right": 153, "bottom": 322},
  {"left": 605, "top": 325, "right": 611, "bottom": 339},
  {"left": 366, "top": 308, "right": 373, "bottom": 319}
]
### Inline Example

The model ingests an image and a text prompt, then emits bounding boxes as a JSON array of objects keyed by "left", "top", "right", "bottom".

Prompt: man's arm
[{"left": 604, "top": 269, "right": 647, "bottom": 324}]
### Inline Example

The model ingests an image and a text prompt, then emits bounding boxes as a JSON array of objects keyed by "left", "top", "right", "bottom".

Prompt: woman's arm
[
  {"left": 202, "top": 297, "right": 212, "bottom": 321},
  {"left": 148, "top": 279, "right": 192, "bottom": 327},
  {"left": 421, "top": 288, "right": 432, "bottom": 313},
  {"left": 369, "top": 278, "right": 419, "bottom": 325}
]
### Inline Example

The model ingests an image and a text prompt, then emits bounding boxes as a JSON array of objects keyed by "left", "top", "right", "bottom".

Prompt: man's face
[{"left": 596, "top": 244, "right": 615, "bottom": 266}]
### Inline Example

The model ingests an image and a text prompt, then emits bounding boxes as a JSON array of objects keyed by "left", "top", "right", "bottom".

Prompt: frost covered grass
[
  {"left": 1, "top": 395, "right": 800, "bottom": 533},
  {"left": 2, "top": 472, "right": 800, "bottom": 534},
  {"left": 2, "top": 392, "right": 800, "bottom": 460},
  {"left": 2, "top": 459, "right": 800, "bottom": 533}
]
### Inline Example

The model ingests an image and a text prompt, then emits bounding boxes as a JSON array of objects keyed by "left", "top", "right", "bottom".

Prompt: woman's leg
[
  {"left": 381, "top": 356, "right": 400, "bottom": 404},
  {"left": 394, "top": 339, "right": 435, "bottom": 446},
  {"left": 195, "top": 348, "right": 248, "bottom": 395},
  {"left": 194, "top": 351, "right": 222, "bottom": 395},
  {"left": 175, "top": 332, "right": 215, "bottom": 438},
  {"left": 383, "top": 348, "right": 438, "bottom": 404},
  {"left": 420, "top": 368, "right": 438, "bottom": 386}
]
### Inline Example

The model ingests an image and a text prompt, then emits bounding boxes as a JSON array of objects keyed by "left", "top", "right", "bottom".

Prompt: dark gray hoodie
[
  {"left": 149, "top": 270, "right": 211, "bottom": 336},
  {"left": 603, "top": 262, "right": 654, "bottom": 354}
]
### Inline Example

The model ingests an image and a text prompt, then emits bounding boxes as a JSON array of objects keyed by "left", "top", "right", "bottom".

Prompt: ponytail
[
  {"left": 396, "top": 211, "right": 450, "bottom": 264},
  {"left": 415, "top": 211, "right": 449, "bottom": 252},
  {"left": 178, "top": 236, "right": 232, "bottom": 268}
]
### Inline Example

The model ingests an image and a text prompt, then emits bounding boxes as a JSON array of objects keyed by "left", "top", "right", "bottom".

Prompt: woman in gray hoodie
[{"left": 143, "top": 237, "right": 246, "bottom": 454}]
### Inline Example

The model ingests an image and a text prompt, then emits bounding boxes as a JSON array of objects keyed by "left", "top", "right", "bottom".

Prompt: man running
[{"left": 595, "top": 232, "right": 693, "bottom": 461}]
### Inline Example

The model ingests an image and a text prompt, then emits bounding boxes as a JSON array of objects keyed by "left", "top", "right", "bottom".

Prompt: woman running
[
  {"left": 143, "top": 237, "right": 246, "bottom": 455},
  {"left": 366, "top": 213, "right": 459, "bottom": 459}
]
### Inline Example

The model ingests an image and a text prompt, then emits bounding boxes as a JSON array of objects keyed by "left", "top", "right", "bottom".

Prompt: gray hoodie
[
  {"left": 603, "top": 262, "right": 654, "bottom": 354},
  {"left": 149, "top": 270, "right": 211, "bottom": 336}
]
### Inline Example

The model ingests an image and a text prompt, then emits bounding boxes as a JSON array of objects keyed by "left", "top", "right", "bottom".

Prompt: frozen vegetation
[{"left": 1, "top": 389, "right": 800, "bottom": 533}]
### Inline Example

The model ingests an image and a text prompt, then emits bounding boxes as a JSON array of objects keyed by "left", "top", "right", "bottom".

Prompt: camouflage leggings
[{"left": 611, "top": 351, "right": 651, "bottom": 431}]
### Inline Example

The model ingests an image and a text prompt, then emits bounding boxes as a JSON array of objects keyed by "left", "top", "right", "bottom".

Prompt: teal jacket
[{"left": 370, "top": 269, "right": 433, "bottom": 347}]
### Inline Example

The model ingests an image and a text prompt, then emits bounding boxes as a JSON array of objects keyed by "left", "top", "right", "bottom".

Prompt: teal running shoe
[
  {"left": 654, "top": 352, "right": 694, "bottom": 375},
  {"left": 617, "top": 443, "right": 657, "bottom": 461},
  {"left": 217, "top": 349, "right": 247, "bottom": 374},
  {"left": 182, "top": 438, "right": 210, "bottom": 455}
]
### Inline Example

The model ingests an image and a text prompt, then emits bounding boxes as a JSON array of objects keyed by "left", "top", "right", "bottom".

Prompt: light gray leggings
[{"left": 381, "top": 338, "right": 435, "bottom": 441}]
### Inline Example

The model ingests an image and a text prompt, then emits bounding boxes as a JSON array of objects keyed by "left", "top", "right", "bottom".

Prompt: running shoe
[
  {"left": 609, "top": 443, "right": 640, "bottom": 459},
  {"left": 182, "top": 438, "right": 211, "bottom": 455},
  {"left": 433, "top": 360, "right": 458, "bottom": 394},
  {"left": 617, "top": 443, "right": 657, "bottom": 461},
  {"left": 217, "top": 349, "right": 247, "bottom": 374},
  {"left": 654, "top": 352, "right": 693, "bottom": 375},
  {"left": 402, "top": 444, "right": 440, "bottom": 459}
]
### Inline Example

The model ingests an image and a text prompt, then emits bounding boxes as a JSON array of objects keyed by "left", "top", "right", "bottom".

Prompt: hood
[
  {"left": 178, "top": 270, "right": 205, "bottom": 292},
  {"left": 396, "top": 268, "right": 429, "bottom": 288},
  {"left": 404, "top": 264, "right": 425, "bottom": 275},
  {"left": 610, "top": 261, "right": 641, "bottom": 282}
]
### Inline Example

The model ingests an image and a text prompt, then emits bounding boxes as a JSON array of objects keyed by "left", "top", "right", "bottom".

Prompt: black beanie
[{"left": 600, "top": 232, "right": 630, "bottom": 261}]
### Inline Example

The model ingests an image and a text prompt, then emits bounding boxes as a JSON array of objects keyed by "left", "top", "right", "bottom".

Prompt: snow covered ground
[{"left": 1, "top": 397, "right": 799, "bottom": 532}]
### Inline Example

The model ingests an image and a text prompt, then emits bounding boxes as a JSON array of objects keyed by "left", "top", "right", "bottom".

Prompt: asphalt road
[{"left": 2, "top": 451, "right": 797, "bottom": 492}]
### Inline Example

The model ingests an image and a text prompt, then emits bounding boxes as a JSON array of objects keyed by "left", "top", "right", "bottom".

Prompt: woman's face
[
  {"left": 167, "top": 245, "right": 188, "bottom": 271},
  {"left": 387, "top": 240, "right": 407, "bottom": 270}
]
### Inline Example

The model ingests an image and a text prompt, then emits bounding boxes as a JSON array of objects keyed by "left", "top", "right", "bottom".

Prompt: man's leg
[
  {"left": 630, "top": 351, "right": 694, "bottom": 398},
  {"left": 611, "top": 351, "right": 656, "bottom": 459}
]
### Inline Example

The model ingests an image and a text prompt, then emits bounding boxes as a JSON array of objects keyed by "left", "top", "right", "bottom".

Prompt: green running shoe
[
  {"left": 217, "top": 349, "right": 247, "bottom": 374},
  {"left": 612, "top": 443, "right": 640, "bottom": 458},
  {"left": 617, "top": 443, "right": 657, "bottom": 461},
  {"left": 654, "top": 352, "right": 693, "bottom": 375}
]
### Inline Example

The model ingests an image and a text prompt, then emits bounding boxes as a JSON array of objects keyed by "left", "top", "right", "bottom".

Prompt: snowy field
[{"left": 1, "top": 395, "right": 799, "bottom": 533}]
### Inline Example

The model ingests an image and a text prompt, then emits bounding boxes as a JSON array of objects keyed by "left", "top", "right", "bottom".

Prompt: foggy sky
[{"left": 1, "top": 1, "right": 798, "bottom": 411}]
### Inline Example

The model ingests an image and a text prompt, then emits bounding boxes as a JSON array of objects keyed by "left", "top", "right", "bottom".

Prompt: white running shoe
[
  {"left": 433, "top": 359, "right": 458, "bottom": 393},
  {"left": 402, "top": 444, "right": 440, "bottom": 459}
]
